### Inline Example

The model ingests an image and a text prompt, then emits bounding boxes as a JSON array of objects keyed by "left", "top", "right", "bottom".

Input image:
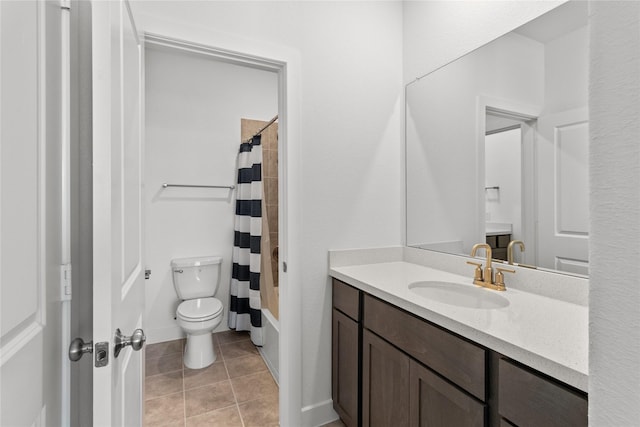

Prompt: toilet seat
[{"left": 177, "top": 298, "right": 223, "bottom": 321}]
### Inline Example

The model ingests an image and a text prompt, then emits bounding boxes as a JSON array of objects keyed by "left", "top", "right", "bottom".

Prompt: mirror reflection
[{"left": 406, "top": 1, "right": 589, "bottom": 276}]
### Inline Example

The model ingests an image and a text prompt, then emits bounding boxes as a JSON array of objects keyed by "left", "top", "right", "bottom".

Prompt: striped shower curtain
[{"left": 228, "top": 135, "right": 263, "bottom": 346}]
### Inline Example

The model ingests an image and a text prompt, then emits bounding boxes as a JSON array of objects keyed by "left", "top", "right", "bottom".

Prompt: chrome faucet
[
  {"left": 466, "top": 243, "right": 514, "bottom": 291},
  {"left": 507, "top": 240, "right": 525, "bottom": 265}
]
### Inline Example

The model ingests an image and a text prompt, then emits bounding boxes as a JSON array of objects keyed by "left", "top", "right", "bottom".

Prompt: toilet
[{"left": 171, "top": 256, "right": 224, "bottom": 369}]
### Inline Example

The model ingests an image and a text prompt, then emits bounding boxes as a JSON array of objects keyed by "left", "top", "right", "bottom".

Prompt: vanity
[
  {"left": 329, "top": 247, "right": 588, "bottom": 427},
  {"left": 337, "top": 3, "right": 591, "bottom": 425}
]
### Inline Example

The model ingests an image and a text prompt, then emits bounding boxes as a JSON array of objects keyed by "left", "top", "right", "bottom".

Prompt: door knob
[
  {"left": 69, "top": 337, "right": 93, "bottom": 362},
  {"left": 114, "top": 328, "right": 146, "bottom": 358}
]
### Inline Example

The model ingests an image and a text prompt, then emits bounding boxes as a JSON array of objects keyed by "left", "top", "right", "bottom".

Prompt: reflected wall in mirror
[{"left": 406, "top": 1, "right": 589, "bottom": 276}]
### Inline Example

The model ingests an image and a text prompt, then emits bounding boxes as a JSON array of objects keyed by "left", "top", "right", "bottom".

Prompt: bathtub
[{"left": 259, "top": 308, "right": 279, "bottom": 384}]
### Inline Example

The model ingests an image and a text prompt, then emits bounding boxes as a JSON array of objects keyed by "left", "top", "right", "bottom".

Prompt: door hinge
[
  {"left": 60, "top": 0, "right": 71, "bottom": 10},
  {"left": 60, "top": 263, "right": 72, "bottom": 301}
]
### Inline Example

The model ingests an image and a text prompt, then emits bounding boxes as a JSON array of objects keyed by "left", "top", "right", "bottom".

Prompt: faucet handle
[
  {"left": 466, "top": 261, "right": 483, "bottom": 282},
  {"left": 495, "top": 267, "right": 516, "bottom": 289}
]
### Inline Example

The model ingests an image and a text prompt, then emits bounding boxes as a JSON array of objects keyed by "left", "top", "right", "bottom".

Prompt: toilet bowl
[
  {"left": 176, "top": 297, "right": 223, "bottom": 369},
  {"left": 171, "top": 256, "right": 223, "bottom": 369}
]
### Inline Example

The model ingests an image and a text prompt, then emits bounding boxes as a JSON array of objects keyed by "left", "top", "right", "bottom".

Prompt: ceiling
[{"left": 514, "top": 1, "right": 588, "bottom": 44}]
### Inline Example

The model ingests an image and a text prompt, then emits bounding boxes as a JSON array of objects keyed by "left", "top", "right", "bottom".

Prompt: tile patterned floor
[
  {"left": 145, "top": 330, "right": 279, "bottom": 427},
  {"left": 145, "top": 330, "right": 348, "bottom": 426}
]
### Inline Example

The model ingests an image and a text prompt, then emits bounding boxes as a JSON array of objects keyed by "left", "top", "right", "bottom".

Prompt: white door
[
  {"left": 537, "top": 107, "right": 589, "bottom": 275},
  {"left": 92, "top": 1, "right": 145, "bottom": 425},
  {"left": 1, "top": 1, "right": 66, "bottom": 426}
]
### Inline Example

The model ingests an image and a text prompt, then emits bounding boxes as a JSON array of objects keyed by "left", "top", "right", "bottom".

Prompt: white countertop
[
  {"left": 486, "top": 222, "right": 512, "bottom": 236},
  {"left": 330, "top": 256, "right": 588, "bottom": 392}
]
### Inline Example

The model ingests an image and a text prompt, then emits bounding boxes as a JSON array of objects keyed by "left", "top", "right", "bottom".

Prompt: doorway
[
  {"left": 484, "top": 107, "right": 537, "bottom": 266},
  {"left": 142, "top": 35, "right": 286, "bottom": 425}
]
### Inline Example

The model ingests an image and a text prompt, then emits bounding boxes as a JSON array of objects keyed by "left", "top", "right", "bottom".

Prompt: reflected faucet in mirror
[{"left": 507, "top": 240, "right": 525, "bottom": 265}]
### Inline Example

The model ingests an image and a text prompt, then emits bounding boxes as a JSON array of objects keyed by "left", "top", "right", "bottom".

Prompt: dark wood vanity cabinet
[
  {"left": 362, "top": 330, "right": 485, "bottom": 427},
  {"left": 363, "top": 293, "right": 486, "bottom": 427},
  {"left": 498, "top": 359, "right": 587, "bottom": 427},
  {"left": 331, "top": 278, "right": 587, "bottom": 427}
]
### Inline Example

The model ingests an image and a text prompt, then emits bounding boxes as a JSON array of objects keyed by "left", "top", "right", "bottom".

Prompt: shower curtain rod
[
  {"left": 244, "top": 114, "right": 278, "bottom": 143},
  {"left": 162, "top": 183, "right": 235, "bottom": 190}
]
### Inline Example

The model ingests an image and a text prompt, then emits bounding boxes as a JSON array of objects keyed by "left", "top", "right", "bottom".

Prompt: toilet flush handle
[{"left": 174, "top": 269, "right": 183, "bottom": 273}]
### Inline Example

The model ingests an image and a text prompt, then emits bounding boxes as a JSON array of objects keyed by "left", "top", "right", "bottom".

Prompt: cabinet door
[
  {"left": 332, "top": 309, "right": 360, "bottom": 427},
  {"left": 409, "top": 360, "right": 486, "bottom": 427},
  {"left": 499, "top": 359, "right": 587, "bottom": 427},
  {"left": 363, "top": 330, "right": 410, "bottom": 427}
]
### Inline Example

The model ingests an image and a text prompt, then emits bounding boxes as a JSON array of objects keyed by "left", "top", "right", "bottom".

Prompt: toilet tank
[{"left": 171, "top": 256, "right": 222, "bottom": 300}]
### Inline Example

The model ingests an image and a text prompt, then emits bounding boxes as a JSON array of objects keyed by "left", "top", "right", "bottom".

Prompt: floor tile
[
  {"left": 321, "top": 420, "right": 347, "bottom": 427},
  {"left": 216, "top": 330, "right": 251, "bottom": 345},
  {"left": 231, "top": 371, "right": 278, "bottom": 404},
  {"left": 146, "top": 352, "right": 183, "bottom": 377},
  {"left": 144, "top": 392, "right": 184, "bottom": 426},
  {"left": 185, "top": 405, "right": 243, "bottom": 427},
  {"left": 146, "top": 370, "right": 183, "bottom": 400},
  {"left": 238, "top": 396, "right": 279, "bottom": 427},
  {"left": 220, "top": 340, "right": 258, "bottom": 360},
  {"left": 184, "top": 380, "right": 236, "bottom": 418},
  {"left": 225, "top": 354, "right": 268, "bottom": 379},
  {"left": 184, "top": 361, "right": 228, "bottom": 391},
  {"left": 144, "top": 335, "right": 282, "bottom": 426},
  {"left": 146, "top": 339, "right": 184, "bottom": 360},
  {"left": 145, "top": 420, "right": 185, "bottom": 427}
]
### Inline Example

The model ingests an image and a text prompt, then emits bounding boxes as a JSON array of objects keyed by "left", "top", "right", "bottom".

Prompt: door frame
[
  {"left": 476, "top": 96, "right": 541, "bottom": 265},
  {"left": 140, "top": 29, "right": 302, "bottom": 425}
]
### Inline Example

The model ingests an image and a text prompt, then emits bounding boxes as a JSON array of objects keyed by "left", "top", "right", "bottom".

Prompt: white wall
[
  {"left": 589, "top": 1, "right": 640, "bottom": 424},
  {"left": 544, "top": 25, "right": 588, "bottom": 115},
  {"left": 132, "top": 1, "right": 404, "bottom": 423},
  {"left": 144, "top": 45, "right": 278, "bottom": 343}
]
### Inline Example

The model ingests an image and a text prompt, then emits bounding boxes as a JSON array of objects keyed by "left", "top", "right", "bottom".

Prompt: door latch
[{"left": 94, "top": 342, "right": 109, "bottom": 367}]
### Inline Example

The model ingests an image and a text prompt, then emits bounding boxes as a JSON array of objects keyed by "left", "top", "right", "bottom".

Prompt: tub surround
[{"left": 329, "top": 246, "right": 588, "bottom": 392}]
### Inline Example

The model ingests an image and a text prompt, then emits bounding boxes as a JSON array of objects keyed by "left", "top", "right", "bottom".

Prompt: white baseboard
[
  {"left": 257, "top": 346, "right": 279, "bottom": 386},
  {"left": 301, "top": 399, "right": 339, "bottom": 427},
  {"left": 145, "top": 325, "right": 184, "bottom": 344},
  {"left": 146, "top": 325, "right": 234, "bottom": 345}
]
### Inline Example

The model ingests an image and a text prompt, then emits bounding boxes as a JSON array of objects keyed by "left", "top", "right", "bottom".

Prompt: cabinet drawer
[
  {"left": 333, "top": 279, "right": 360, "bottom": 321},
  {"left": 498, "top": 358, "right": 587, "bottom": 427},
  {"left": 364, "top": 295, "right": 486, "bottom": 401}
]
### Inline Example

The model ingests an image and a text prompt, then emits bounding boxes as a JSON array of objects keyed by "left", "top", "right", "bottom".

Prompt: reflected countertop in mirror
[{"left": 405, "top": 0, "right": 589, "bottom": 277}]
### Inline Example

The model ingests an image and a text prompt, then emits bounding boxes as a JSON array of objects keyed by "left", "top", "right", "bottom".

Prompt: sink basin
[{"left": 408, "top": 281, "right": 509, "bottom": 309}]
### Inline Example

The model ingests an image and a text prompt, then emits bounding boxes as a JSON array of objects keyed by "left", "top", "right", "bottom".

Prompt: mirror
[{"left": 406, "top": 1, "right": 589, "bottom": 276}]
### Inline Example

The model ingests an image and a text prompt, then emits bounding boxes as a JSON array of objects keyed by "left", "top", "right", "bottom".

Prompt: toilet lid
[{"left": 177, "top": 298, "right": 223, "bottom": 321}]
